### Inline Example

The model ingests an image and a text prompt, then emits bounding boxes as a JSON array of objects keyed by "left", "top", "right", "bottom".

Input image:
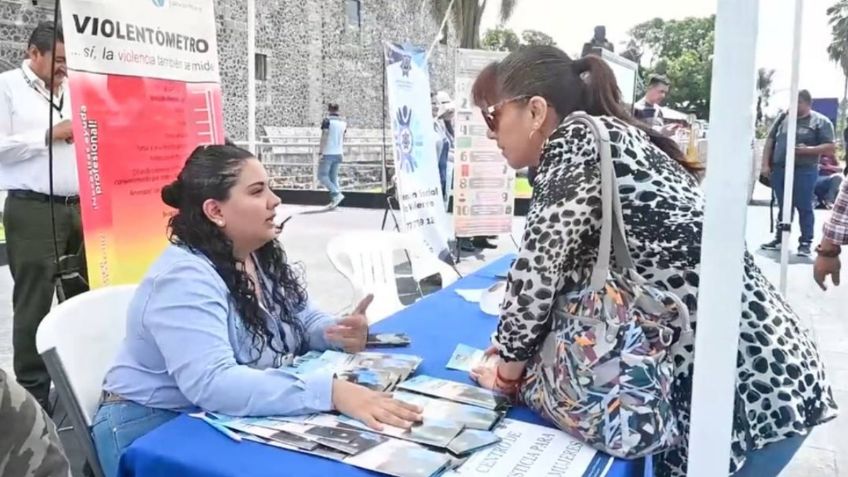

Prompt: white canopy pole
[
  {"left": 247, "top": 0, "right": 256, "bottom": 153},
  {"left": 779, "top": 0, "right": 804, "bottom": 294},
  {"left": 686, "top": 0, "right": 758, "bottom": 475},
  {"left": 426, "top": 0, "right": 455, "bottom": 61}
]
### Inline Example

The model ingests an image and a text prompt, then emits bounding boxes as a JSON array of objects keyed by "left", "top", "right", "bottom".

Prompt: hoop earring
[{"left": 528, "top": 129, "right": 538, "bottom": 141}]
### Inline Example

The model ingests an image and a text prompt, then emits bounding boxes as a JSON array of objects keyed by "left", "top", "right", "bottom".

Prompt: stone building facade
[{"left": 0, "top": 0, "right": 456, "bottom": 140}]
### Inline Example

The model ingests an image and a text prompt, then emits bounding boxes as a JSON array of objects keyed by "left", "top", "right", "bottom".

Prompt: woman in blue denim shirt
[{"left": 90, "top": 145, "right": 422, "bottom": 477}]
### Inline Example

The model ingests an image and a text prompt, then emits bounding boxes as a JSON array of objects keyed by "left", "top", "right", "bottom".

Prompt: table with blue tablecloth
[{"left": 119, "top": 255, "right": 647, "bottom": 477}]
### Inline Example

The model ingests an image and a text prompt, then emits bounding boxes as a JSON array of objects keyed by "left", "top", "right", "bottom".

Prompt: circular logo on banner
[{"left": 151, "top": 0, "right": 167, "bottom": 7}]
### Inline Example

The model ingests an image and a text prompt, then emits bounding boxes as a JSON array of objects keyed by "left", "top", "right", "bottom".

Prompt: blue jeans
[
  {"left": 815, "top": 174, "right": 843, "bottom": 204},
  {"left": 733, "top": 434, "right": 808, "bottom": 476},
  {"left": 772, "top": 166, "right": 818, "bottom": 244},
  {"left": 90, "top": 401, "right": 179, "bottom": 477},
  {"left": 318, "top": 154, "right": 342, "bottom": 198}
]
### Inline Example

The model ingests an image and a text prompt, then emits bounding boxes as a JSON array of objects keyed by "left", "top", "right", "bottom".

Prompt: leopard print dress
[{"left": 496, "top": 115, "right": 838, "bottom": 476}]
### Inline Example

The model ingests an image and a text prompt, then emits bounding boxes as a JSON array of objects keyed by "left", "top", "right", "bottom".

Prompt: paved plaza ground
[{"left": 0, "top": 184, "right": 845, "bottom": 476}]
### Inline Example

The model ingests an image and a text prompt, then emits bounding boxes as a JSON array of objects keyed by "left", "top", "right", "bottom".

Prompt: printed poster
[
  {"left": 444, "top": 419, "right": 612, "bottom": 477},
  {"left": 454, "top": 49, "right": 515, "bottom": 237},
  {"left": 61, "top": 0, "right": 224, "bottom": 287},
  {"left": 384, "top": 42, "right": 451, "bottom": 258}
]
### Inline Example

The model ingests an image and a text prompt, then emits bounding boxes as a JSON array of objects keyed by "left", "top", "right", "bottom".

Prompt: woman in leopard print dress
[{"left": 467, "top": 46, "right": 838, "bottom": 476}]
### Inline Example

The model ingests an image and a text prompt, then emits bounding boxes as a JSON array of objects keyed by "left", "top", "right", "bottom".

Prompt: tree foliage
[
  {"left": 521, "top": 29, "right": 556, "bottom": 47},
  {"left": 481, "top": 27, "right": 555, "bottom": 52},
  {"left": 430, "top": 0, "right": 519, "bottom": 49},
  {"left": 756, "top": 68, "right": 775, "bottom": 127},
  {"left": 481, "top": 27, "right": 520, "bottom": 52},
  {"left": 628, "top": 15, "right": 715, "bottom": 119},
  {"left": 827, "top": 0, "right": 848, "bottom": 124}
]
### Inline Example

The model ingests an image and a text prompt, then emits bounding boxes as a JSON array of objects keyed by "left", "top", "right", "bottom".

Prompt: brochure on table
[{"left": 205, "top": 349, "right": 607, "bottom": 477}]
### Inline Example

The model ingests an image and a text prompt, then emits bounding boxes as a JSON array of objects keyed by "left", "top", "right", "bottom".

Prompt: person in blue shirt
[{"left": 90, "top": 144, "right": 421, "bottom": 477}]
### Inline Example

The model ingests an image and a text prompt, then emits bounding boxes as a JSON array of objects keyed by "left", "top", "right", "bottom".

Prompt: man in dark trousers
[
  {"left": 0, "top": 23, "right": 87, "bottom": 408},
  {"left": 761, "top": 90, "right": 836, "bottom": 257}
]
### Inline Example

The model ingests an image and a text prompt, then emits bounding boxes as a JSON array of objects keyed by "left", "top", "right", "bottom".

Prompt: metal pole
[
  {"left": 425, "top": 0, "right": 455, "bottom": 61},
  {"left": 686, "top": 0, "right": 759, "bottom": 476},
  {"left": 382, "top": 49, "right": 389, "bottom": 193},
  {"left": 779, "top": 0, "right": 804, "bottom": 295},
  {"left": 247, "top": 0, "right": 256, "bottom": 154}
]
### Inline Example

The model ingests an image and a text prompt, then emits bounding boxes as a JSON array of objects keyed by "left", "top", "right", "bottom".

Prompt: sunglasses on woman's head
[{"left": 481, "top": 95, "right": 531, "bottom": 132}]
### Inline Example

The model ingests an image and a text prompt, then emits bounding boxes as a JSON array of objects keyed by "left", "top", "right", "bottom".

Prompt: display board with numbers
[{"left": 453, "top": 49, "right": 514, "bottom": 238}]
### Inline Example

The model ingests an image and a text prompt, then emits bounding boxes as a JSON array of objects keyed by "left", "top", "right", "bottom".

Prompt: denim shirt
[{"left": 103, "top": 245, "right": 337, "bottom": 417}]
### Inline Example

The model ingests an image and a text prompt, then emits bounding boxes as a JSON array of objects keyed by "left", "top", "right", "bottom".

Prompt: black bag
[{"left": 759, "top": 112, "right": 788, "bottom": 188}]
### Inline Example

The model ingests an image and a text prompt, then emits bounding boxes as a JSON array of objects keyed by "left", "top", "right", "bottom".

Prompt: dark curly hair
[{"left": 161, "top": 144, "right": 308, "bottom": 362}]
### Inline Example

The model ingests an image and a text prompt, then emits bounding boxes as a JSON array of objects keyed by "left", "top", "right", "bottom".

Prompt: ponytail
[
  {"left": 573, "top": 55, "right": 702, "bottom": 174},
  {"left": 473, "top": 45, "right": 703, "bottom": 175}
]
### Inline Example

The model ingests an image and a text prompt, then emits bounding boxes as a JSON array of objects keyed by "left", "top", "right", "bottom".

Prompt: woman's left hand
[
  {"left": 325, "top": 295, "right": 373, "bottom": 353},
  {"left": 469, "top": 364, "right": 498, "bottom": 390}
]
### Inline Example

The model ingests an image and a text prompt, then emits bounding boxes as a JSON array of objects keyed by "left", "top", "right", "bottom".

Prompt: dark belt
[
  {"left": 8, "top": 189, "right": 80, "bottom": 205},
  {"left": 100, "top": 390, "right": 127, "bottom": 404}
]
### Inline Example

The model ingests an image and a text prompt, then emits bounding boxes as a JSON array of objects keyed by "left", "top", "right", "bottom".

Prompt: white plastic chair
[
  {"left": 326, "top": 231, "right": 459, "bottom": 323},
  {"left": 36, "top": 285, "right": 137, "bottom": 477}
]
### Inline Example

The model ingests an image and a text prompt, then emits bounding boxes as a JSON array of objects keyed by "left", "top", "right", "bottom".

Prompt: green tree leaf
[
  {"left": 628, "top": 15, "right": 715, "bottom": 118},
  {"left": 481, "top": 27, "right": 520, "bottom": 52},
  {"left": 520, "top": 29, "right": 556, "bottom": 47}
]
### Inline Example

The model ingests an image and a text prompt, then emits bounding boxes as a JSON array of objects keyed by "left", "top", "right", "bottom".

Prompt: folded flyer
[
  {"left": 288, "top": 350, "right": 423, "bottom": 391},
  {"left": 445, "top": 344, "right": 496, "bottom": 372},
  {"left": 397, "top": 375, "right": 509, "bottom": 411},
  {"left": 241, "top": 433, "right": 350, "bottom": 461},
  {"left": 392, "top": 391, "right": 503, "bottom": 431},
  {"left": 346, "top": 438, "right": 453, "bottom": 477},
  {"left": 447, "top": 429, "right": 501, "bottom": 456},
  {"left": 209, "top": 414, "right": 386, "bottom": 456},
  {"left": 211, "top": 412, "right": 459, "bottom": 477},
  {"left": 337, "top": 414, "right": 464, "bottom": 448},
  {"left": 444, "top": 419, "right": 613, "bottom": 477}
]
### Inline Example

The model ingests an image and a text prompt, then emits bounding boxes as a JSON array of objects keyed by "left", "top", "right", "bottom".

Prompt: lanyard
[
  {"left": 251, "top": 255, "right": 292, "bottom": 356},
  {"left": 20, "top": 68, "right": 64, "bottom": 118}
]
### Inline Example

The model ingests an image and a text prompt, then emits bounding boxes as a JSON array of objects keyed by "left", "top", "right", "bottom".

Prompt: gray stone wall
[
  {"left": 0, "top": 0, "right": 455, "bottom": 138},
  {"left": 0, "top": 2, "right": 53, "bottom": 71},
  {"left": 0, "top": 0, "right": 455, "bottom": 191},
  {"left": 220, "top": 0, "right": 457, "bottom": 140}
]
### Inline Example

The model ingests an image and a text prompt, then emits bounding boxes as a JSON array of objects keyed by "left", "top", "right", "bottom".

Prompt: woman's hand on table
[
  {"left": 325, "top": 295, "right": 373, "bottom": 353},
  {"left": 331, "top": 379, "right": 423, "bottom": 431},
  {"left": 471, "top": 355, "right": 527, "bottom": 396},
  {"left": 470, "top": 358, "right": 499, "bottom": 390}
]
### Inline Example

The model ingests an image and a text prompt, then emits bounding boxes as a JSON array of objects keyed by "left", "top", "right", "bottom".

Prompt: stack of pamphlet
[
  {"left": 206, "top": 412, "right": 457, "bottom": 477},
  {"left": 203, "top": 349, "right": 607, "bottom": 477},
  {"left": 397, "top": 375, "right": 510, "bottom": 411},
  {"left": 289, "top": 350, "right": 423, "bottom": 392}
]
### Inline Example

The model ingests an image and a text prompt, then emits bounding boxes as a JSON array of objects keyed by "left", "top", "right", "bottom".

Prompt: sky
[{"left": 480, "top": 0, "right": 845, "bottom": 113}]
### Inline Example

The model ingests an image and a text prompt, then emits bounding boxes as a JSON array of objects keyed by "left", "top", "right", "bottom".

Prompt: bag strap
[{"left": 564, "top": 113, "right": 634, "bottom": 291}]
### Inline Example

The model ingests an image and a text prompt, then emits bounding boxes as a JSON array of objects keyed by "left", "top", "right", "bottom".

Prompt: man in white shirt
[
  {"left": 0, "top": 22, "right": 85, "bottom": 407},
  {"left": 318, "top": 103, "right": 347, "bottom": 208},
  {"left": 633, "top": 74, "right": 678, "bottom": 136}
]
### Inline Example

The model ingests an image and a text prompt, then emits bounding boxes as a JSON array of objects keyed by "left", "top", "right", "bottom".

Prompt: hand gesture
[
  {"left": 325, "top": 295, "right": 373, "bottom": 353},
  {"left": 331, "top": 380, "right": 423, "bottom": 431},
  {"left": 51, "top": 120, "right": 73, "bottom": 143},
  {"left": 660, "top": 123, "right": 680, "bottom": 137},
  {"left": 814, "top": 255, "right": 841, "bottom": 290}
]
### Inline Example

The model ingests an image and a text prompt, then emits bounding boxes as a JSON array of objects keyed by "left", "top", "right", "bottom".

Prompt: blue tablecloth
[{"left": 119, "top": 255, "right": 646, "bottom": 477}]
